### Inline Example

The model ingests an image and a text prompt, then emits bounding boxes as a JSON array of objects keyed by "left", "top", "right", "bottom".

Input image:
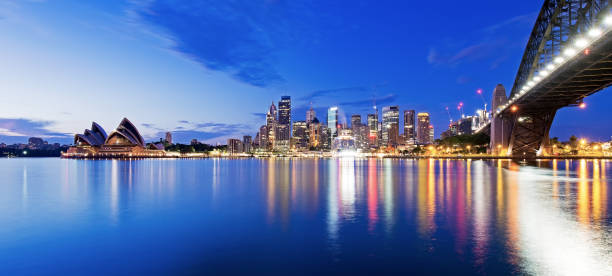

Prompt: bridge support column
[
  {"left": 508, "top": 110, "right": 557, "bottom": 158},
  {"left": 490, "top": 114, "right": 513, "bottom": 155}
]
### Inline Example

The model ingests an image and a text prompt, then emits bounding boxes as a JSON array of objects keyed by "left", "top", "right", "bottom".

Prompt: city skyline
[{"left": 1, "top": 1, "right": 612, "bottom": 145}]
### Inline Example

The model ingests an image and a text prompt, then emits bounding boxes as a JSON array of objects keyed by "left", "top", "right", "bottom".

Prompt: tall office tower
[
  {"left": 243, "top": 135, "right": 252, "bottom": 153},
  {"left": 351, "top": 115, "right": 361, "bottom": 131},
  {"left": 308, "top": 118, "right": 321, "bottom": 149},
  {"left": 320, "top": 125, "right": 330, "bottom": 150},
  {"left": 266, "top": 102, "right": 277, "bottom": 150},
  {"left": 382, "top": 106, "right": 400, "bottom": 146},
  {"left": 404, "top": 110, "right": 416, "bottom": 144},
  {"left": 165, "top": 132, "right": 173, "bottom": 144},
  {"left": 277, "top": 96, "right": 291, "bottom": 140},
  {"left": 327, "top": 106, "right": 338, "bottom": 140},
  {"left": 306, "top": 106, "right": 316, "bottom": 124},
  {"left": 292, "top": 121, "right": 308, "bottom": 150},
  {"left": 490, "top": 84, "right": 509, "bottom": 153},
  {"left": 259, "top": 125, "right": 268, "bottom": 150},
  {"left": 227, "top": 139, "right": 243, "bottom": 155},
  {"left": 367, "top": 113, "right": 378, "bottom": 147},
  {"left": 253, "top": 132, "right": 260, "bottom": 148},
  {"left": 417, "top": 112, "right": 431, "bottom": 144},
  {"left": 429, "top": 125, "right": 434, "bottom": 144}
]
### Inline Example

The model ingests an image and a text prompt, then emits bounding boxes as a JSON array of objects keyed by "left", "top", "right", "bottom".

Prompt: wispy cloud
[
  {"left": 427, "top": 12, "right": 535, "bottom": 69},
  {"left": 131, "top": 1, "right": 319, "bottom": 87},
  {"left": 482, "top": 12, "right": 537, "bottom": 33},
  {"left": 339, "top": 94, "right": 397, "bottom": 108},
  {"left": 298, "top": 86, "right": 370, "bottom": 102},
  {"left": 0, "top": 118, "right": 71, "bottom": 143}
]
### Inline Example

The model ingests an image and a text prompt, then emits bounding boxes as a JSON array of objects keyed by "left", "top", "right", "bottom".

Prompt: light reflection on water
[{"left": 0, "top": 158, "right": 611, "bottom": 274}]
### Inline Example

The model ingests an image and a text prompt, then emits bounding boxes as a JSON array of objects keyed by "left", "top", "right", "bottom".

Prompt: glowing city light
[
  {"left": 579, "top": 102, "right": 587, "bottom": 109},
  {"left": 554, "top": 56, "right": 564, "bottom": 64},
  {"left": 511, "top": 105, "right": 518, "bottom": 112},
  {"left": 605, "top": 15, "right": 612, "bottom": 26},
  {"left": 575, "top": 38, "right": 588, "bottom": 48},
  {"left": 588, "top": 28, "right": 602, "bottom": 38},
  {"left": 564, "top": 48, "right": 577, "bottom": 57}
]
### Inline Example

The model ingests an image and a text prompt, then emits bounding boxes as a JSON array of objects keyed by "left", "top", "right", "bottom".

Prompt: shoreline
[{"left": 5, "top": 155, "right": 611, "bottom": 160}]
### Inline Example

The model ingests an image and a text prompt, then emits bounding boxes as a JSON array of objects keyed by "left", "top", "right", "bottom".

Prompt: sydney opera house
[{"left": 63, "top": 118, "right": 167, "bottom": 158}]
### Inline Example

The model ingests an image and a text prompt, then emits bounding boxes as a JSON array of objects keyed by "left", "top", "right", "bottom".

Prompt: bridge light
[
  {"left": 546, "top": 64, "right": 555, "bottom": 70},
  {"left": 540, "top": 70, "right": 549, "bottom": 77},
  {"left": 588, "top": 28, "right": 602, "bottom": 38},
  {"left": 554, "top": 56, "right": 564, "bottom": 64},
  {"left": 605, "top": 15, "right": 612, "bottom": 26},
  {"left": 579, "top": 102, "right": 586, "bottom": 109},
  {"left": 563, "top": 48, "right": 577, "bottom": 57},
  {"left": 527, "top": 81, "right": 535, "bottom": 86},
  {"left": 534, "top": 76, "right": 541, "bottom": 82},
  {"left": 575, "top": 38, "right": 588, "bottom": 48},
  {"left": 511, "top": 105, "right": 518, "bottom": 112}
]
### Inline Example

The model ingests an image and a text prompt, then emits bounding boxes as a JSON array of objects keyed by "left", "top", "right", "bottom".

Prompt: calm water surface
[{"left": 1, "top": 158, "right": 611, "bottom": 275}]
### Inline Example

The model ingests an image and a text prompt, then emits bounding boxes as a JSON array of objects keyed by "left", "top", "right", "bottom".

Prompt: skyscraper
[
  {"left": 266, "top": 102, "right": 277, "bottom": 150},
  {"left": 165, "top": 132, "right": 172, "bottom": 144},
  {"left": 227, "top": 138, "right": 243, "bottom": 155},
  {"left": 417, "top": 112, "right": 431, "bottom": 144},
  {"left": 258, "top": 125, "right": 268, "bottom": 149},
  {"left": 327, "top": 106, "right": 338, "bottom": 141},
  {"left": 351, "top": 115, "right": 361, "bottom": 131},
  {"left": 292, "top": 121, "right": 308, "bottom": 150},
  {"left": 306, "top": 106, "right": 316, "bottom": 124},
  {"left": 367, "top": 113, "right": 378, "bottom": 147},
  {"left": 243, "top": 135, "right": 252, "bottom": 153},
  {"left": 276, "top": 96, "right": 291, "bottom": 151},
  {"left": 404, "top": 110, "right": 415, "bottom": 144},
  {"left": 382, "top": 106, "right": 399, "bottom": 146}
]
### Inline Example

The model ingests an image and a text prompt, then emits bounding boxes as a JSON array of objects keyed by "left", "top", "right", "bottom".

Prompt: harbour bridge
[{"left": 476, "top": 0, "right": 612, "bottom": 157}]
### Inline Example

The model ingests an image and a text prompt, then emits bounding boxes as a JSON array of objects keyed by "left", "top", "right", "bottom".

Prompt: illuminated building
[
  {"left": 404, "top": 110, "right": 415, "bottom": 144},
  {"left": 276, "top": 96, "right": 291, "bottom": 152},
  {"left": 243, "top": 135, "right": 252, "bottom": 153},
  {"left": 227, "top": 139, "right": 243, "bottom": 155},
  {"left": 306, "top": 106, "right": 316, "bottom": 124},
  {"left": 332, "top": 129, "right": 356, "bottom": 152},
  {"left": 266, "top": 102, "right": 277, "bottom": 150},
  {"left": 308, "top": 118, "right": 322, "bottom": 149},
  {"left": 327, "top": 106, "right": 339, "bottom": 141},
  {"left": 258, "top": 125, "right": 268, "bottom": 149},
  {"left": 382, "top": 106, "right": 399, "bottom": 146},
  {"left": 292, "top": 121, "right": 308, "bottom": 150},
  {"left": 417, "top": 112, "right": 432, "bottom": 144},
  {"left": 367, "top": 113, "right": 378, "bottom": 147},
  {"left": 65, "top": 118, "right": 166, "bottom": 158},
  {"left": 165, "top": 132, "right": 172, "bottom": 144}
]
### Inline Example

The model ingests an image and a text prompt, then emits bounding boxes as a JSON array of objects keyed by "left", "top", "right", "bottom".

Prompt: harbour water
[{"left": 0, "top": 158, "right": 611, "bottom": 275}]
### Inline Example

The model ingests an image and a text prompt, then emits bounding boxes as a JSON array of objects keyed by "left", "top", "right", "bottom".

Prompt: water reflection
[{"left": 1, "top": 158, "right": 611, "bottom": 274}]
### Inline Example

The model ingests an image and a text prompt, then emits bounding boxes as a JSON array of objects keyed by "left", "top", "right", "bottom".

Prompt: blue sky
[{"left": 1, "top": 0, "right": 611, "bottom": 144}]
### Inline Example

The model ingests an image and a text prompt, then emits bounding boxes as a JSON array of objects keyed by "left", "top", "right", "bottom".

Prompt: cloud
[
  {"left": 339, "top": 94, "right": 397, "bottom": 108},
  {"left": 0, "top": 118, "right": 71, "bottom": 144},
  {"left": 482, "top": 13, "right": 537, "bottom": 33},
  {"left": 427, "top": 12, "right": 535, "bottom": 69},
  {"left": 131, "top": 1, "right": 317, "bottom": 87},
  {"left": 298, "top": 86, "right": 370, "bottom": 102},
  {"left": 251, "top": 112, "right": 266, "bottom": 120},
  {"left": 178, "top": 120, "right": 190, "bottom": 124}
]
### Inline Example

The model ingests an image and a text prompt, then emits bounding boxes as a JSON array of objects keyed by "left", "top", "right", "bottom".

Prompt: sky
[{"left": 1, "top": 0, "right": 611, "bottom": 145}]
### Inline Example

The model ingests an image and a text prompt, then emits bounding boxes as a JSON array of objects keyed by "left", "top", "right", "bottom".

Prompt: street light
[{"left": 511, "top": 105, "right": 518, "bottom": 112}]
